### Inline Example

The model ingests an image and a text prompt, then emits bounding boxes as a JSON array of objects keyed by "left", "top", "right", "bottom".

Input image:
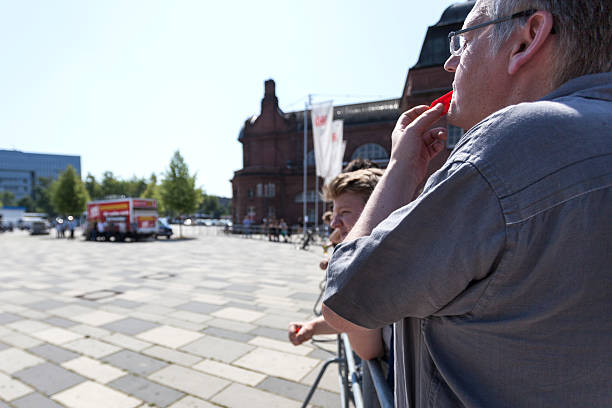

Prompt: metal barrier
[
  {"left": 301, "top": 334, "right": 363, "bottom": 408},
  {"left": 304, "top": 272, "right": 395, "bottom": 407},
  {"left": 365, "top": 359, "right": 394, "bottom": 408}
]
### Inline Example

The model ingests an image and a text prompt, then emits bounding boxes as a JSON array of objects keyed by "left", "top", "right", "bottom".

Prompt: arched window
[{"left": 351, "top": 143, "right": 389, "bottom": 162}]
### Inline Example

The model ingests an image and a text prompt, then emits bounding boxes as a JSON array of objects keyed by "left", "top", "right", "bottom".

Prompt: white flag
[
  {"left": 311, "top": 101, "right": 334, "bottom": 178},
  {"left": 325, "top": 120, "right": 345, "bottom": 185}
]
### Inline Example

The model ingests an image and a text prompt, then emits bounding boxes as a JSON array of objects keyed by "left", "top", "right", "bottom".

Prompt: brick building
[{"left": 231, "top": 1, "right": 474, "bottom": 226}]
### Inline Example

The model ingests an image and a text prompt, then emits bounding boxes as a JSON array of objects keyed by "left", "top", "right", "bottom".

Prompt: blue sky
[{"left": 1, "top": 0, "right": 460, "bottom": 197}]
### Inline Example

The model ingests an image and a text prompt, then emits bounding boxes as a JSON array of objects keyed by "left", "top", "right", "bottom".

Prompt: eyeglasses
[{"left": 448, "top": 9, "right": 537, "bottom": 56}]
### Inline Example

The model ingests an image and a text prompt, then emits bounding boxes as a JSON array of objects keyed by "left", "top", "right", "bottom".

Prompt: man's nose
[{"left": 444, "top": 54, "right": 459, "bottom": 72}]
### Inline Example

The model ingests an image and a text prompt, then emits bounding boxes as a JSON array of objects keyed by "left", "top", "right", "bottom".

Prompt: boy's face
[{"left": 330, "top": 191, "right": 366, "bottom": 242}]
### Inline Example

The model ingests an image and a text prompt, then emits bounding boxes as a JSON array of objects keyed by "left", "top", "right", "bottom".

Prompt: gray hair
[{"left": 480, "top": 0, "right": 611, "bottom": 87}]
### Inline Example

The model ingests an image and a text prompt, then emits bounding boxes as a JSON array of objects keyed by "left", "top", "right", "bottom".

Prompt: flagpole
[
  {"left": 302, "top": 95, "right": 310, "bottom": 239},
  {"left": 314, "top": 163, "right": 319, "bottom": 237}
]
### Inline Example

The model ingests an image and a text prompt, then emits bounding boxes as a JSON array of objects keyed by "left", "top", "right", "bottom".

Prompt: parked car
[
  {"left": 155, "top": 218, "right": 173, "bottom": 239},
  {"left": 30, "top": 220, "right": 50, "bottom": 235}
]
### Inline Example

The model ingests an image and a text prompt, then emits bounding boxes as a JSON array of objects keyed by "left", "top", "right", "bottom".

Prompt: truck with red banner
[{"left": 86, "top": 198, "right": 158, "bottom": 241}]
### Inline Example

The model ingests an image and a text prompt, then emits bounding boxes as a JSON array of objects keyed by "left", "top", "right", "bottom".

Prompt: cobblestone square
[{"left": 0, "top": 229, "right": 338, "bottom": 407}]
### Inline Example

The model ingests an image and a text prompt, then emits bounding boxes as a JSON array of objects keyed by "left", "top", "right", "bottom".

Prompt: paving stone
[
  {"left": 106, "top": 299, "right": 144, "bottom": 309},
  {"left": 102, "top": 350, "right": 168, "bottom": 376},
  {"left": 63, "top": 338, "right": 120, "bottom": 358},
  {"left": 180, "top": 335, "right": 254, "bottom": 363},
  {"left": 141, "top": 346, "right": 202, "bottom": 367},
  {"left": 192, "top": 359, "right": 266, "bottom": 386},
  {"left": 257, "top": 376, "right": 339, "bottom": 408},
  {"left": 250, "top": 325, "right": 295, "bottom": 342},
  {"left": 176, "top": 301, "right": 221, "bottom": 315},
  {"left": 212, "top": 383, "right": 301, "bottom": 408},
  {"left": 128, "top": 310, "right": 163, "bottom": 323},
  {"left": 167, "top": 396, "right": 218, "bottom": 408},
  {"left": 7, "top": 319, "right": 52, "bottom": 333},
  {"left": 154, "top": 297, "right": 190, "bottom": 308},
  {"left": 234, "top": 348, "right": 320, "bottom": 382},
  {"left": 255, "top": 313, "right": 297, "bottom": 330},
  {"left": 192, "top": 294, "right": 228, "bottom": 306},
  {"left": 290, "top": 292, "right": 320, "bottom": 301},
  {"left": 222, "top": 292, "right": 256, "bottom": 302},
  {"left": 103, "top": 333, "right": 152, "bottom": 351},
  {"left": 298, "top": 360, "right": 341, "bottom": 394},
  {"left": 0, "top": 372, "right": 33, "bottom": 401},
  {"left": 109, "top": 374, "right": 184, "bottom": 407},
  {"left": 202, "top": 327, "right": 255, "bottom": 343},
  {"left": 32, "top": 327, "right": 84, "bottom": 345},
  {"left": 70, "top": 324, "right": 111, "bottom": 339},
  {"left": 157, "top": 317, "right": 208, "bottom": 332},
  {"left": 225, "top": 283, "right": 259, "bottom": 293},
  {"left": 25, "top": 300, "right": 67, "bottom": 312},
  {"left": 62, "top": 356, "right": 125, "bottom": 383},
  {"left": 148, "top": 365, "right": 229, "bottom": 401},
  {"left": 0, "top": 331, "right": 43, "bottom": 348},
  {"left": 52, "top": 381, "right": 142, "bottom": 408},
  {"left": 224, "top": 300, "right": 267, "bottom": 311},
  {"left": 12, "top": 391, "right": 65, "bottom": 408},
  {"left": 136, "top": 304, "right": 174, "bottom": 315},
  {"left": 211, "top": 307, "right": 265, "bottom": 323},
  {"left": 48, "top": 305, "right": 95, "bottom": 320},
  {"left": 205, "top": 318, "right": 256, "bottom": 333},
  {"left": 28, "top": 344, "right": 80, "bottom": 364},
  {"left": 102, "top": 317, "right": 159, "bottom": 335},
  {"left": 168, "top": 310, "right": 213, "bottom": 324},
  {"left": 197, "top": 280, "right": 230, "bottom": 290},
  {"left": 0, "top": 348, "right": 45, "bottom": 373},
  {"left": 14, "top": 362, "right": 86, "bottom": 395},
  {"left": 136, "top": 325, "right": 203, "bottom": 349},
  {"left": 248, "top": 336, "right": 312, "bottom": 356},
  {"left": 307, "top": 347, "right": 338, "bottom": 361},
  {"left": 71, "top": 310, "right": 124, "bottom": 326},
  {"left": 44, "top": 316, "right": 78, "bottom": 328}
]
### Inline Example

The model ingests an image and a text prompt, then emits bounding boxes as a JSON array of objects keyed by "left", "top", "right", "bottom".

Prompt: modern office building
[
  {"left": 231, "top": 1, "right": 474, "bottom": 226},
  {"left": 0, "top": 149, "right": 81, "bottom": 201}
]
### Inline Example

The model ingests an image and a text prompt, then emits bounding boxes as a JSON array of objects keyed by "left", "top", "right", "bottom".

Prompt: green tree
[
  {"left": 33, "top": 177, "right": 55, "bottom": 216},
  {"left": 0, "top": 191, "right": 16, "bottom": 207},
  {"left": 50, "top": 165, "right": 90, "bottom": 216},
  {"left": 143, "top": 173, "right": 165, "bottom": 214},
  {"left": 199, "top": 194, "right": 223, "bottom": 218},
  {"left": 124, "top": 176, "right": 147, "bottom": 198},
  {"left": 17, "top": 196, "right": 35, "bottom": 212},
  {"left": 84, "top": 173, "right": 104, "bottom": 200},
  {"left": 161, "top": 151, "right": 200, "bottom": 237},
  {"left": 101, "top": 171, "right": 123, "bottom": 198}
]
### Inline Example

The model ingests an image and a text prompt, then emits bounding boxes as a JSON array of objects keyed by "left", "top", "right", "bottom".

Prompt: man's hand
[
  {"left": 343, "top": 104, "right": 447, "bottom": 242},
  {"left": 390, "top": 104, "right": 448, "bottom": 186}
]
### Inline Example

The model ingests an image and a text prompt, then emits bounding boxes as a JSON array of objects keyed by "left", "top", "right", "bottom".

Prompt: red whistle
[
  {"left": 429, "top": 91, "right": 453, "bottom": 115},
  {"left": 294, "top": 326, "right": 301, "bottom": 334}
]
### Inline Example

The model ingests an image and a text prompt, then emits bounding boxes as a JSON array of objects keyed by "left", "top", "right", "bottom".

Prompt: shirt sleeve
[{"left": 323, "top": 161, "right": 506, "bottom": 329}]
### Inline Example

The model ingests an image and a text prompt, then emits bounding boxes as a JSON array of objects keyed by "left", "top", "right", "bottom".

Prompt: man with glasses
[{"left": 321, "top": 0, "right": 611, "bottom": 406}]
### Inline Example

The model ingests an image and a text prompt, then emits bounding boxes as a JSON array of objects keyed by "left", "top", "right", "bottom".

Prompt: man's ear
[{"left": 508, "top": 11, "right": 555, "bottom": 75}]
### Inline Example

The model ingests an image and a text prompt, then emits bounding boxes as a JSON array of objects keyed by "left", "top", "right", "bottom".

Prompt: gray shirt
[{"left": 324, "top": 72, "right": 612, "bottom": 407}]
